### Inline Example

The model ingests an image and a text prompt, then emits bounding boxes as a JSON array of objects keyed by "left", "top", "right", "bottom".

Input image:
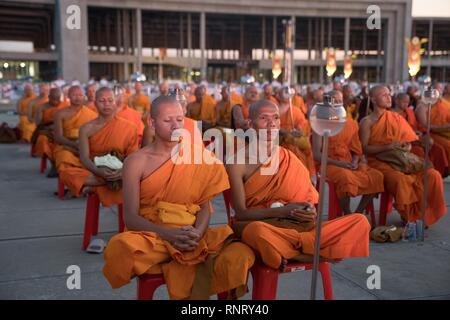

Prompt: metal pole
[
  {"left": 422, "top": 102, "right": 432, "bottom": 241},
  {"left": 310, "top": 130, "right": 329, "bottom": 300}
]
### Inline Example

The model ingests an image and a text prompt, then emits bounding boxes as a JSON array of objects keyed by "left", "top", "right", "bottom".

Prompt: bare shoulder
[{"left": 359, "top": 115, "right": 374, "bottom": 129}]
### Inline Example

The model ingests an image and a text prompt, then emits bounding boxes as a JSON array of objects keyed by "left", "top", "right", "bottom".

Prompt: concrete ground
[{"left": 0, "top": 108, "right": 449, "bottom": 300}]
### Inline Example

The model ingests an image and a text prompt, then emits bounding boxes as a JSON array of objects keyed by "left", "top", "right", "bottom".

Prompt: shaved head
[
  {"left": 68, "top": 85, "right": 82, "bottom": 95},
  {"left": 327, "top": 90, "right": 343, "bottom": 104},
  {"left": 150, "top": 95, "right": 181, "bottom": 119},
  {"left": 370, "top": 85, "right": 387, "bottom": 98},
  {"left": 49, "top": 88, "right": 61, "bottom": 98},
  {"left": 249, "top": 99, "right": 278, "bottom": 120},
  {"left": 95, "top": 87, "right": 113, "bottom": 101}
]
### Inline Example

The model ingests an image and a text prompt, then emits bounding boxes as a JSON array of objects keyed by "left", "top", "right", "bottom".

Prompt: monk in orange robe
[
  {"left": 53, "top": 86, "right": 98, "bottom": 175},
  {"left": 60, "top": 87, "right": 139, "bottom": 206},
  {"left": 277, "top": 86, "right": 316, "bottom": 177},
  {"left": 312, "top": 90, "right": 384, "bottom": 214},
  {"left": 85, "top": 83, "right": 98, "bottom": 113},
  {"left": 129, "top": 82, "right": 151, "bottom": 121},
  {"left": 225, "top": 99, "right": 370, "bottom": 270},
  {"left": 343, "top": 85, "right": 358, "bottom": 120},
  {"left": 292, "top": 89, "right": 307, "bottom": 116},
  {"left": 34, "top": 88, "right": 67, "bottom": 177},
  {"left": 360, "top": 86, "right": 447, "bottom": 226},
  {"left": 22, "top": 83, "right": 49, "bottom": 143},
  {"left": 231, "top": 85, "right": 258, "bottom": 130},
  {"left": 186, "top": 85, "right": 217, "bottom": 130},
  {"left": 393, "top": 93, "right": 448, "bottom": 176},
  {"left": 16, "top": 83, "right": 36, "bottom": 140},
  {"left": 103, "top": 96, "right": 255, "bottom": 299},
  {"left": 416, "top": 93, "right": 450, "bottom": 171},
  {"left": 215, "top": 86, "right": 232, "bottom": 128},
  {"left": 114, "top": 85, "right": 144, "bottom": 139},
  {"left": 259, "top": 83, "right": 279, "bottom": 105}
]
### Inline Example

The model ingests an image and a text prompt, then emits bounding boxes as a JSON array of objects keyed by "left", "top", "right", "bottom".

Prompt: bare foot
[
  {"left": 63, "top": 190, "right": 75, "bottom": 200},
  {"left": 81, "top": 186, "right": 92, "bottom": 197},
  {"left": 279, "top": 258, "right": 288, "bottom": 271}
]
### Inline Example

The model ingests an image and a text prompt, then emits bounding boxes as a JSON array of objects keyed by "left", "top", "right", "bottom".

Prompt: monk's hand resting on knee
[{"left": 285, "top": 202, "right": 317, "bottom": 223}]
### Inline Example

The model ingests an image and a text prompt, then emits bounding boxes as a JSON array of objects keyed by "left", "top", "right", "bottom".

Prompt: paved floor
[{"left": 1, "top": 109, "right": 449, "bottom": 300}]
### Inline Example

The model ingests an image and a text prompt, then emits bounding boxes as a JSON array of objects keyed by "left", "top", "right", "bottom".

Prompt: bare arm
[
  {"left": 27, "top": 100, "right": 35, "bottom": 122},
  {"left": 78, "top": 125, "right": 100, "bottom": 176},
  {"left": 193, "top": 202, "right": 211, "bottom": 238},
  {"left": 54, "top": 111, "right": 78, "bottom": 149},
  {"left": 225, "top": 164, "right": 287, "bottom": 221},
  {"left": 34, "top": 106, "right": 44, "bottom": 125},
  {"left": 416, "top": 103, "right": 450, "bottom": 131}
]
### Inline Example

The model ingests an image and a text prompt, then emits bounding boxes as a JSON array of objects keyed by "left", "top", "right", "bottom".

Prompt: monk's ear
[{"left": 148, "top": 117, "right": 156, "bottom": 129}]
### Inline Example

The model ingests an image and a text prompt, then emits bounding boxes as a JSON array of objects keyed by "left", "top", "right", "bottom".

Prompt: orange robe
[
  {"left": 86, "top": 101, "right": 98, "bottom": 113},
  {"left": 240, "top": 147, "right": 370, "bottom": 269},
  {"left": 292, "top": 95, "right": 307, "bottom": 116},
  {"left": 22, "top": 96, "right": 48, "bottom": 143},
  {"left": 103, "top": 145, "right": 255, "bottom": 299},
  {"left": 428, "top": 99, "right": 450, "bottom": 165},
  {"left": 367, "top": 111, "right": 447, "bottom": 226},
  {"left": 116, "top": 105, "right": 144, "bottom": 138},
  {"left": 53, "top": 106, "right": 98, "bottom": 172},
  {"left": 35, "top": 103, "right": 67, "bottom": 161},
  {"left": 17, "top": 94, "right": 36, "bottom": 134},
  {"left": 400, "top": 108, "right": 449, "bottom": 176},
  {"left": 189, "top": 96, "right": 217, "bottom": 125},
  {"left": 60, "top": 117, "right": 139, "bottom": 207},
  {"left": 129, "top": 93, "right": 151, "bottom": 116},
  {"left": 324, "top": 119, "right": 384, "bottom": 198},
  {"left": 216, "top": 101, "right": 232, "bottom": 128},
  {"left": 260, "top": 94, "right": 279, "bottom": 106},
  {"left": 280, "top": 106, "right": 316, "bottom": 176},
  {"left": 230, "top": 92, "right": 243, "bottom": 107}
]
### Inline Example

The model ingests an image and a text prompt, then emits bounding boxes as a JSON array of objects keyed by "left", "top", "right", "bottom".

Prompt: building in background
[{"left": 0, "top": 0, "right": 448, "bottom": 84}]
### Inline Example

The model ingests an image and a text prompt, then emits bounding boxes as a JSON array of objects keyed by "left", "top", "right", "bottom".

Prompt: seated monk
[
  {"left": 16, "top": 83, "right": 36, "bottom": 141},
  {"left": 231, "top": 84, "right": 259, "bottom": 130},
  {"left": 312, "top": 90, "right": 384, "bottom": 215},
  {"left": 129, "top": 82, "right": 151, "bottom": 121},
  {"left": 113, "top": 85, "right": 144, "bottom": 140},
  {"left": 259, "top": 83, "right": 279, "bottom": 105},
  {"left": 85, "top": 83, "right": 98, "bottom": 113},
  {"left": 23, "top": 83, "right": 49, "bottom": 144},
  {"left": 60, "top": 87, "right": 139, "bottom": 206},
  {"left": 225, "top": 99, "right": 370, "bottom": 270},
  {"left": 291, "top": 86, "right": 307, "bottom": 116},
  {"left": 186, "top": 85, "right": 217, "bottom": 132},
  {"left": 393, "top": 93, "right": 448, "bottom": 177},
  {"left": 215, "top": 86, "right": 232, "bottom": 128},
  {"left": 53, "top": 85, "right": 98, "bottom": 177},
  {"left": 343, "top": 85, "right": 358, "bottom": 120},
  {"left": 360, "top": 85, "right": 447, "bottom": 227},
  {"left": 34, "top": 88, "right": 67, "bottom": 177},
  {"left": 415, "top": 85, "right": 450, "bottom": 174},
  {"left": 277, "top": 85, "right": 316, "bottom": 177},
  {"left": 103, "top": 96, "right": 255, "bottom": 299}
]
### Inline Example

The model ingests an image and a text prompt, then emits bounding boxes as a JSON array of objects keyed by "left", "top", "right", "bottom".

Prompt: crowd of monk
[{"left": 13, "top": 79, "right": 450, "bottom": 299}]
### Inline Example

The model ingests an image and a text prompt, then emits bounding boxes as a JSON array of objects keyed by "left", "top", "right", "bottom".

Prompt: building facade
[{"left": 0, "top": 0, "right": 449, "bottom": 84}]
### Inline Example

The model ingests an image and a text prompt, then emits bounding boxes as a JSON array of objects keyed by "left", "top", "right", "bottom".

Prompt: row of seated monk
[{"left": 16, "top": 81, "right": 449, "bottom": 299}]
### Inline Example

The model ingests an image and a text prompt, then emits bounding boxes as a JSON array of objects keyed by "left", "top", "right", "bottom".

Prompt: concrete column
[
  {"left": 272, "top": 17, "right": 277, "bottom": 52},
  {"left": 307, "top": 18, "right": 312, "bottom": 60},
  {"left": 200, "top": 12, "right": 206, "bottom": 79},
  {"left": 180, "top": 14, "right": 184, "bottom": 57},
  {"left": 377, "top": 26, "right": 382, "bottom": 83},
  {"left": 116, "top": 9, "right": 122, "bottom": 53},
  {"left": 344, "top": 17, "right": 350, "bottom": 55},
  {"left": 55, "top": 0, "right": 89, "bottom": 83},
  {"left": 262, "top": 17, "right": 266, "bottom": 59},
  {"left": 135, "top": 8, "right": 142, "bottom": 73},
  {"left": 402, "top": 0, "right": 413, "bottom": 81},
  {"left": 291, "top": 16, "right": 297, "bottom": 85},
  {"left": 319, "top": 18, "right": 324, "bottom": 83},
  {"left": 427, "top": 20, "right": 433, "bottom": 77}
]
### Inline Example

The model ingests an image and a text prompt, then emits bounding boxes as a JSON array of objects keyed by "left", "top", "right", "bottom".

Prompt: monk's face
[
  {"left": 396, "top": 96, "right": 410, "bottom": 111},
  {"left": 39, "top": 84, "right": 50, "bottom": 97},
  {"left": 68, "top": 87, "right": 85, "bottom": 107},
  {"left": 96, "top": 90, "right": 116, "bottom": 116},
  {"left": 194, "top": 87, "right": 203, "bottom": 101},
  {"left": 48, "top": 90, "right": 61, "bottom": 107},
  {"left": 263, "top": 85, "right": 272, "bottom": 96},
  {"left": 444, "top": 85, "right": 450, "bottom": 97},
  {"left": 372, "top": 87, "right": 392, "bottom": 109},
  {"left": 343, "top": 86, "right": 353, "bottom": 99},
  {"left": 278, "top": 87, "right": 291, "bottom": 103},
  {"left": 87, "top": 85, "right": 96, "bottom": 102},
  {"left": 159, "top": 83, "right": 169, "bottom": 95},
  {"left": 152, "top": 102, "right": 184, "bottom": 142},
  {"left": 135, "top": 83, "right": 143, "bottom": 93},
  {"left": 250, "top": 104, "right": 280, "bottom": 142},
  {"left": 245, "top": 87, "right": 258, "bottom": 104},
  {"left": 221, "top": 87, "right": 229, "bottom": 101},
  {"left": 331, "top": 92, "right": 343, "bottom": 104},
  {"left": 24, "top": 85, "right": 34, "bottom": 96},
  {"left": 333, "top": 81, "right": 342, "bottom": 91},
  {"left": 313, "top": 90, "right": 324, "bottom": 103}
]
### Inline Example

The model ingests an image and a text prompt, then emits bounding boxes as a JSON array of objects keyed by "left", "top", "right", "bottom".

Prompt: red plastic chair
[
  {"left": 316, "top": 177, "right": 377, "bottom": 227},
  {"left": 378, "top": 191, "right": 394, "bottom": 226},
  {"left": 57, "top": 177, "right": 65, "bottom": 199},
  {"left": 40, "top": 154, "right": 47, "bottom": 174},
  {"left": 82, "top": 193, "right": 124, "bottom": 250},
  {"left": 222, "top": 189, "right": 334, "bottom": 300}
]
